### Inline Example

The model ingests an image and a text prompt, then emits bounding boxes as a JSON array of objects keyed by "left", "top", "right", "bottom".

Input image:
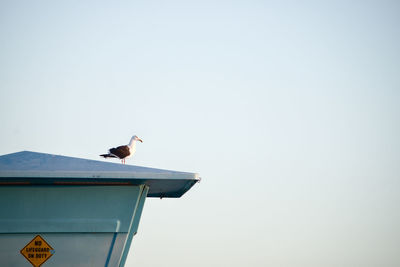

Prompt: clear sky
[{"left": 1, "top": 0, "right": 399, "bottom": 266}]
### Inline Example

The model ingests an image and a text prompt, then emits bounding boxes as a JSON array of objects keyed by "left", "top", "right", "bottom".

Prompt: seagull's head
[{"left": 132, "top": 135, "right": 143, "bottom": 143}]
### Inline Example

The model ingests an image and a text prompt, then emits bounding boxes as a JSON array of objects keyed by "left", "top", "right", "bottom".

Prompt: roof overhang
[{"left": 0, "top": 151, "right": 200, "bottom": 198}]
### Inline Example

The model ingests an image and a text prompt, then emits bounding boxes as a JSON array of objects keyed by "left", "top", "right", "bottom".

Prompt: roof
[{"left": 0, "top": 151, "right": 199, "bottom": 198}]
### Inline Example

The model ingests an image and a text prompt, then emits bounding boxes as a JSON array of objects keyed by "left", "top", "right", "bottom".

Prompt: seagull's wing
[{"left": 109, "top": 146, "right": 130, "bottom": 159}]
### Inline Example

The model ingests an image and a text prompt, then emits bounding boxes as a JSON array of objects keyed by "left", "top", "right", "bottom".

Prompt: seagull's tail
[{"left": 100, "top": 153, "right": 117, "bottom": 158}]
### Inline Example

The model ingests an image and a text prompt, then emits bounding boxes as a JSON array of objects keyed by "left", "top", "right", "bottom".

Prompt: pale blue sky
[{"left": 1, "top": 1, "right": 400, "bottom": 266}]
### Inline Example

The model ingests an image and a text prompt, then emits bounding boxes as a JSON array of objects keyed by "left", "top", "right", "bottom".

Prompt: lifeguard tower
[{"left": 0, "top": 151, "right": 199, "bottom": 266}]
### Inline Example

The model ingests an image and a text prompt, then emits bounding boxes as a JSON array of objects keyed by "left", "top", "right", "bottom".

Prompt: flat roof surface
[{"left": 0, "top": 151, "right": 199, "bottom": 198}]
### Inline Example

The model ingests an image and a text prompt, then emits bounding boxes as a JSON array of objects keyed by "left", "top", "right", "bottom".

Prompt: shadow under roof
[{"left": 0, "top": 151, "right": 199, "bottom": 198}]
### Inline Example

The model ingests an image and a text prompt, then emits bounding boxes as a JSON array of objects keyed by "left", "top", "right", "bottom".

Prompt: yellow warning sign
[{"left": 20, "top": 235, "right": 54, "bottom": 267}]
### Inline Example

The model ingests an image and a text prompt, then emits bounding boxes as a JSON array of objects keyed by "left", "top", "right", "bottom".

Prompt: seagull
[{"left": 100, "top": 135, "right": 143, "bottom": 164}]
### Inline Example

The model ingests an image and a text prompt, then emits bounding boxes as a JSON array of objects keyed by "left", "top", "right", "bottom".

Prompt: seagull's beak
[{"left": 138, "top": 138, "right": 143, "bottom": 143}]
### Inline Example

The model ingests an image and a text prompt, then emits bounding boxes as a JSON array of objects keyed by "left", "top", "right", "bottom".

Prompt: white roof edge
[{"left": 0, "top": 170, "right": 199, "bottom": 180}]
